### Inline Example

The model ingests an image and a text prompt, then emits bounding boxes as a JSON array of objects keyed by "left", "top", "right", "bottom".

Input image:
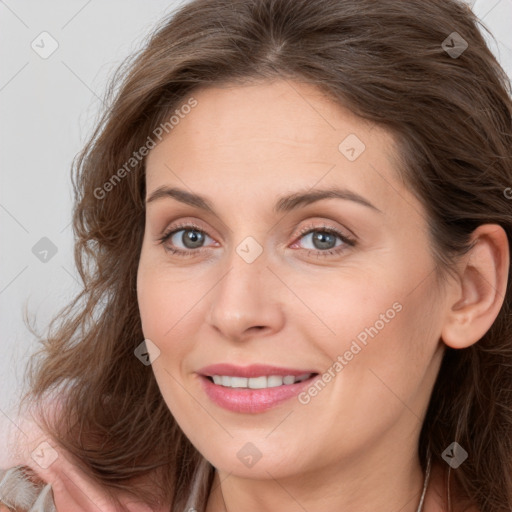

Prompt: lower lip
[{"left": 198, "top": 374, "right": 319, "bottom": 413}]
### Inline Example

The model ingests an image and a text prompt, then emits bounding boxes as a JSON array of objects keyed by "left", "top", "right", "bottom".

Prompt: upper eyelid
[{"left": 162, "top": 220, "right": 348, "bottom": 236}]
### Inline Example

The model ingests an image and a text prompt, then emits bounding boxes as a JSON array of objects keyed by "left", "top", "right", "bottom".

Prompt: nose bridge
[{"left": 206, "top": 235, "right": 283, "bottom": 339}]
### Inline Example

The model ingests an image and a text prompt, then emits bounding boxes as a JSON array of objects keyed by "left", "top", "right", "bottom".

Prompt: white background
[{"left": 1, "top": 0, "right": 512, "bottom": 460}]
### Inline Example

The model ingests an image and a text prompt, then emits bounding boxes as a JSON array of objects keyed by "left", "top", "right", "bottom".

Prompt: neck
[{"left": 205, "top": 450, "right": 427, "bottom": 512}]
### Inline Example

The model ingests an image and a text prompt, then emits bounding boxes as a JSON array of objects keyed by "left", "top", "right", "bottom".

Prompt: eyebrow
[{"left": 145, "top": 186, "right": 382, "bottom": 214}]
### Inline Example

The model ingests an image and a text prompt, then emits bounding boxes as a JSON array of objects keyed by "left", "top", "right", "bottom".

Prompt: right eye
[{"left": 158, "top": 223, "right": 217, "bottom": 256}]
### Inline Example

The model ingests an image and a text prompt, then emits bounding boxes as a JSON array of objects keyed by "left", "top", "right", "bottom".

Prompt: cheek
[
  {"left": 137, "top": 267, "right": 168, "bottom": 340},
  {"left": 136, "top": 260, "right": 196, "bottom": 412},
  {"left": 137, "top": 246, "right": 179, "bottom": 351},
  {"left": 291, "top": 278, "right": 440, "bottom": 455},
  {"left": 137, "top": 270, "right": 187, "bottom": 349},
  {"left": 292, "top": 266, "right": 406, "bottom": 355},
  {"left": 308, "top": 252, "right": 440, "bottom": 389},
  {"left": 137, "top": 251, "right": 209, "bottom": 375}
]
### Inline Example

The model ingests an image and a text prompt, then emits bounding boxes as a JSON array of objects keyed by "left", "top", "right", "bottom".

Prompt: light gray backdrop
[{"left": 1, "top": 0, "right": 511, "bottom": 464}]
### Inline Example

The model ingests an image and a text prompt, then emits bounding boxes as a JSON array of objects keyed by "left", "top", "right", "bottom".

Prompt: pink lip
[
  {"left": 198, "top": 363, "right": 317, "bottom": 378},
  {"left": 196, "top": 364, "right": 319, "bottom": 414}
]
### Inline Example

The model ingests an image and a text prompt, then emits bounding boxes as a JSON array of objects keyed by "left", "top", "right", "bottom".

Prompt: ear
[{"left": 441, "top": 224, "right": 510, "bottom": 349}]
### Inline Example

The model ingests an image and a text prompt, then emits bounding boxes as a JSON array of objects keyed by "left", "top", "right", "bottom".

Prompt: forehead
[
  {"left": 148, "top": 79, "right": 390, "bottom": 160},
  {"left": 145, "top": 80, "right": 416, "bottom": 221}
]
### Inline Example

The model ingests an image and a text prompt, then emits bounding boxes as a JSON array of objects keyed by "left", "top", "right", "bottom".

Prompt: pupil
[
  {"left": 183, "top": 230, "right": 204, "bottom": 248},
  {"left": 313, "top": 231, "right": 335, "bottom": 250}
]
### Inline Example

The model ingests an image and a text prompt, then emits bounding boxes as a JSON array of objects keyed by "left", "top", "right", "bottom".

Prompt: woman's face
[{"left": 137, "top": 79, "right": 447, "bottom": 480}]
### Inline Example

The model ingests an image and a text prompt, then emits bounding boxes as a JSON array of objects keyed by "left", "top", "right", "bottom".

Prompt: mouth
[
  {"left": 197, "top": 364, "right": 320, "bottom": 413},
  {"left": 204, "top": 373, "right": 315, "bottom": 388}
]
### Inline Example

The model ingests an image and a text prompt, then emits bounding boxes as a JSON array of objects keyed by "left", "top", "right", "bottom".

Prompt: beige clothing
[{"left": 0, "top": 457, "right": 213, "bottom": 512}]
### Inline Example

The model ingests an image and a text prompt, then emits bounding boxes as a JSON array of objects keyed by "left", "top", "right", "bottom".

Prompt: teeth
[
  {"left": 231, "top": 376, "right": 248, "bottom": 388},
  {"left": 210, "top": 373, "right": 312, "bottom": 389},
  {"left": 249, "top": 376, "right": 267, "bottom": 389},
  {"left": 267, "top": 376, "right": 283, "bottom": 387}
]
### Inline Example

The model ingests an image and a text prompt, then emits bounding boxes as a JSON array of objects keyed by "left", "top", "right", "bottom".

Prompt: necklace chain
[{"left": 416, "top": 452, "right": 432, "bottom": 512}]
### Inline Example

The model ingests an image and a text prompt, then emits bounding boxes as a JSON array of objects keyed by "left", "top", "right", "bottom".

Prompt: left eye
[{"left": 296, "top": 229, "right": 344, "bottom": 251}]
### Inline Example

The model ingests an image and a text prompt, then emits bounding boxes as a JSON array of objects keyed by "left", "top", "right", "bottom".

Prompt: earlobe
[{"left": 441, "top": 224, "right": 510, "bottom": 350}]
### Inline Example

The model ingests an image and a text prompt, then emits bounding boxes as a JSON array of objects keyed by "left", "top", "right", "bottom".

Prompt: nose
[{"left": 205, "top": 245, "right": 285, "bottom": 342}]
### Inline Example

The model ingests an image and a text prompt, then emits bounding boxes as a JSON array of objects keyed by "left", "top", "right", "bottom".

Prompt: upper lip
[{"left": 198, "top": 363, "right": 318, "bottom": 378}]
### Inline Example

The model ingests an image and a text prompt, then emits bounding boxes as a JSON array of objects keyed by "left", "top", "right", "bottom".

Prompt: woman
[{"left": 1, "top": 0, "right": 511, "bottom": 510}]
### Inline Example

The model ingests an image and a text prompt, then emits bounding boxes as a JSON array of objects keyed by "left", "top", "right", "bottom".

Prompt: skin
[{"left": 137, "top": 79, "right": 509, "bottom": 512}]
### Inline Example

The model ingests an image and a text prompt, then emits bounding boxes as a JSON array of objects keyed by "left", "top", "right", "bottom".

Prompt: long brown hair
[{"left": 21, "top": 0, "right": 512, "bottom": 510}]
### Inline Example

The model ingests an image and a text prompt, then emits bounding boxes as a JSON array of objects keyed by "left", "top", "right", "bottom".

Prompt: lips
[
  {"left": 198, "top": 363, "right": 318, "bottom": 378},
  {"left": 197, "top": 363, "right": 320, "bottom": 413}
]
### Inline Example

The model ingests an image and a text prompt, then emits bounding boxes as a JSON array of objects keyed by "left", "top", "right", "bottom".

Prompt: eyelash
[{"left": 157, "top": 222, "right": 356, "bottom": 258}]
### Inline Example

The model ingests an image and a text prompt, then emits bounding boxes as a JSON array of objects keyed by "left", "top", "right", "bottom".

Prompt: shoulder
[
  {"left": 1, "top": 410, "right": 167, "bottom": 512},
  {"left": 0, "top": 404, "right": 56, "bottom": 510},
  {"left": 0, "top": 407, "right": 113, "bottom": 511},
  {"left": 0, "top": 406, "right": 60, "bottom": 511},
  {"left": 0, "top": 465, "right": 55, "bottom": 511}
]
